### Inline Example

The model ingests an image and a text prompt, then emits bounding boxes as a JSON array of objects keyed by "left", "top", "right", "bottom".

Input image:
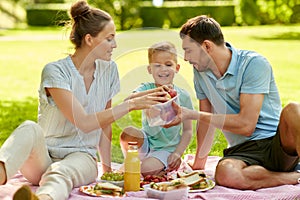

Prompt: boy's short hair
[{"left": 148, "top": 41, "right": 177, "bottom": 63}]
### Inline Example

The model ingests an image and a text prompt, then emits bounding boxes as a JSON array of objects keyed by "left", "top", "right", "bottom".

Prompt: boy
[{"left": 120, "top": 41, "right": 193, "bottom": 176}]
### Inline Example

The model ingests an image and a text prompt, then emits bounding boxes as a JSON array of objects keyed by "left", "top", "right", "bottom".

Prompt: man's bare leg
[
  {"left": 278, "top": 102, "right": 300, "bottom": 155},
  {"left": 215, "top": 158, "right": 300, "bottom": 190},
  {"left": 215, "top": 102, "right": 300, "bottom": 190}
]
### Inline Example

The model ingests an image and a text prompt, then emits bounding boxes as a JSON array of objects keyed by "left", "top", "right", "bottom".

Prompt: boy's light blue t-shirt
[
  {"left": 193, "top": 43, "right": 281, "bottom": 147},
  {"left": 134, "top": 82, "right": 194, "bottom": 152}
]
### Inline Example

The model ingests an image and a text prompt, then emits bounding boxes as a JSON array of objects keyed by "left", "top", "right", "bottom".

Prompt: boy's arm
[
  {"left": 167, "top": 119, "right": 193, "bottom": 171},
  {"left": 173, "top": 119, "right": 193, "bottom": 157}
]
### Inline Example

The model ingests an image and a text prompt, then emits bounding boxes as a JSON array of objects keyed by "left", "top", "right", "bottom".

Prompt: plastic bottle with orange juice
[{"left": 124, "top": 141, "right": 141, "bottom": 192}]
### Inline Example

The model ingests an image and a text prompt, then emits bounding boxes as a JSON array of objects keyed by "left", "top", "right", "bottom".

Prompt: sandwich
[
  {"left": 150, "top": 179, "right": 188, "bottom": 191},
  {"left": 179, "top": 171, "right": 209, "bottom": 190},
  {"left": 177, "top": 170, "right": 206, "bottom": 178},
  {"left": 93, "top": 182, "right": 123, "bottom": 197}
]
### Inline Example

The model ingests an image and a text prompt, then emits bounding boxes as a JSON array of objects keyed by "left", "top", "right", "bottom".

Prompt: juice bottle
[{"left": 124, "top": 141, "right": 141, "bottom": 192}]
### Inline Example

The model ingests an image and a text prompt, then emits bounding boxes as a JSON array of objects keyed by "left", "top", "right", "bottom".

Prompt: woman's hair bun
[
  {"left": 68, "top": 0, "right": 112, "bottom": 49},
  {"left": 70, "top": 0, "right": 91, "bottom": 20}
]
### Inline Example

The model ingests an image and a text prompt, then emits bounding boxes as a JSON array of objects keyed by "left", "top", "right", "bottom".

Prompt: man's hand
[{"left": 163, "top": 101, "right": 182, "bottom": 128}]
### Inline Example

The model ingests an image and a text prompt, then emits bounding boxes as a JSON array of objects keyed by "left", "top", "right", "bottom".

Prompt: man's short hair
[{"left": 180, "top": 15, "right": 224, "bottom": 46}]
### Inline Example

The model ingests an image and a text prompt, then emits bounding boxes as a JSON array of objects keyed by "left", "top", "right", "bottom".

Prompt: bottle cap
[
  {"left": 128, "top": 141, "right": 138, "bottom": 146},
  {"left": 127, "top": 141, "right": 138, "bottom": 151}
]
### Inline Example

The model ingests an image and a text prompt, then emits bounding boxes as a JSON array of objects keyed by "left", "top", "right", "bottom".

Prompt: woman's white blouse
[{"left": 38, "top": 56, "right": 120, "bottom": 159}]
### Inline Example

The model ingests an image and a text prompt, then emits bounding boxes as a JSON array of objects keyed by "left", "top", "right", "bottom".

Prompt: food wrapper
[{"left": 146, "top": 95, "right": 179, "bottom": 127}]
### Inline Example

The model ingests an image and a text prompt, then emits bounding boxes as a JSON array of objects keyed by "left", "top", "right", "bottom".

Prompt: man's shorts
[
  {"left": 221, "top": 130, "right": 299, "bottom": 172},
  {"left": 138, "top": 130, "right": 171, "bottom": 169}
]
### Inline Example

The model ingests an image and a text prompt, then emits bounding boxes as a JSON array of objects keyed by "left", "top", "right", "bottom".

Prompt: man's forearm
[
  {"left": 199, "top": 112, "right": 255, "bottom": 136},
  {"left": 193, "top": 120, "right": 216, "bottom": 169}
]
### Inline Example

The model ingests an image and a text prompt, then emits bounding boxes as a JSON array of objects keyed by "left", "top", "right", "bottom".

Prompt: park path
[{"left": 0, "top": 34, "right": 68, "bottom": 41}]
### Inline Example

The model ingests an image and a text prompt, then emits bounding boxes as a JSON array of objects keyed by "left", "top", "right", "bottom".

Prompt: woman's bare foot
[{"left": 0, "top": 161, "right": 6, "bottom": 185}]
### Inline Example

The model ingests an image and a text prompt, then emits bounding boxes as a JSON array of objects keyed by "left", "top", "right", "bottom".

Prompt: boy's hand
[
  {"left": 157, "top": 85, "right": 174, "bottom": 102},
  {"left": 167, "top": 152, "right": 182, "bottom": 172},
  {"left": 160, "top": 84, "right": 173, "bottom": 92}
]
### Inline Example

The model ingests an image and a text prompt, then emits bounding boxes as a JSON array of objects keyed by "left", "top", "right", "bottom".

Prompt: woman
[{"left": 0, "top": 1, "right": 167, "bottom": 199}]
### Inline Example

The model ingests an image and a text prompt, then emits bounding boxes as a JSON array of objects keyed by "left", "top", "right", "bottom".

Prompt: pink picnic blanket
[{"left": 1, "top": 156, "right": 300, "bottom": 200}]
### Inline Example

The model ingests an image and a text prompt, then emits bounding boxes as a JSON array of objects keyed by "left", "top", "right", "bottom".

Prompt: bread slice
[
  {"left": 177, "top": 171, "right": 198, "bottom": 178},
  {"left": 181, "top": 173, "right": 204, "bottom": 187},
  {"left": 94, "top": 182, "right": 122, "bottom": 192}
]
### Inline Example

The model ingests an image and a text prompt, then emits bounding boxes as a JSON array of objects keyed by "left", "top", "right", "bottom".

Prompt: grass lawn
[{"left": 0, "top": 25, "right": 300, "bottom": 163}]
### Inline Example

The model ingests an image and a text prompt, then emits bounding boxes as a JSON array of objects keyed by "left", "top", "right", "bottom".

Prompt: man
[{"left": 168, "top": 15, "right": 300, "bottom": 190}]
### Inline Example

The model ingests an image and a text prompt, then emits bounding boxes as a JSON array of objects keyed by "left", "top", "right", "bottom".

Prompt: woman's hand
[
  {"left": 125, "top": 85, "right": 171, "bottom": 101},
  {"left": 128, "top": 90, "right": 168, "bottom": 111}
]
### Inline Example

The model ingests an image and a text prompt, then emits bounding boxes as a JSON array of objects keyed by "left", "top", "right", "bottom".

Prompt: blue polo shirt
[{"left": 193, "top": 43, "right": 281, "bottom": 147}]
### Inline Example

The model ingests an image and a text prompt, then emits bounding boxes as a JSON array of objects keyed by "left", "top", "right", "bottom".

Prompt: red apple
[
  {"left": 168, "top": 89, "right": 177, "bottom": 98},
  {"left": 165, "top": 93, "right": 172, "bottom": 100}
]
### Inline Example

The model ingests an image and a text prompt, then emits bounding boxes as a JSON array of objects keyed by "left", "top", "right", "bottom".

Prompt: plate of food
[
  {"left": 177, "top": 171, "right": 215, "bottom": 193},
  {"left": 79, "top": 182, "right": 123, "bottom": 197},
  {"left": 97, "top": 171, "right": 124, "bottom": 187}
]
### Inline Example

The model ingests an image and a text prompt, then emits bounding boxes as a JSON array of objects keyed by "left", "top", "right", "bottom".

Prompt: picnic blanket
[{"left": 1, "top": 155, "right": 300, "bottom": 200}]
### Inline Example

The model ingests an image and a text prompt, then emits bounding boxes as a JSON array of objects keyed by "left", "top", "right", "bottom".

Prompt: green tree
[
  {"left": 240, "top": 0, "right": 260, "bottom": 25},
  {"left": 90, "top": 0, "right": 142, "bottom": 30},
  {"left": 0, "top": 0, "right": 27, "bottom": 24},
  {"left": 240, "top": 0, "right": 299, "bottom": 25}
]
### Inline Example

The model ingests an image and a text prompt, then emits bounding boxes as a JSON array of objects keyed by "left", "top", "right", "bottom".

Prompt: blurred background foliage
[{"left": 0, "top": 0, "right": 300, "bottom": 29}]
